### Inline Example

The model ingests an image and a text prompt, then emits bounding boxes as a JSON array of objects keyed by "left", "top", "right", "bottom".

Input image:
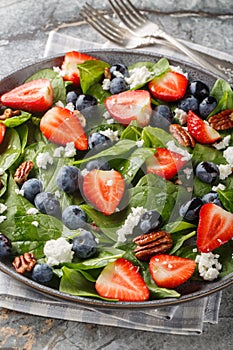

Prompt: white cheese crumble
[
  {"left": 173, "top": 108, "right": 188, "bottom": 125},
  {"left": 102, "top": 78, "right": 111, "bottom": 91},
  {"left": 195, "top": 252, "right": 222, "bottom": 281},
  {"left": 55, "top": 100, "right": 65, "bottom": 108},
  {"left": 15, "top": 188, "right": 24, "bottom": 196},
  {"left": 26, "top": 208, "right": 39, "bottom": 215},
  {"left": 136, "top": 140, "right": 144, "bottom": 148},
  {"left": 212, "top": 183, "right": 226, "bottom": 192},
  {"left": 213, "top": 135, "right": 231, "bottom": 150},
  {"left": 112, "top": 70, "right": 124, "bottom": 78},
  {"left": 106, "top": 118, "right": 115, "bottom": 125},
  {"left": 36, "top": 152, "right": 53, "bottom": 169},
  {"left": 125, "top": 66, "right": 153, "bottom": 89},
  {"left": 53, "top": 66, "right": 65, "bottom": 77},
  {"left": 44, "top": 237, "right": 74, "bottom": 266},
  {"left": 183, "top": 167, "right": 193, "bottom": 180},
  {"left": 65, "top": 102, "right": 75, "bottom": 112},
  {"left": 32, "top": 221, "right": 39, "bottom": 227},
  {"left": 166, "top": 140, "right": 192, "bottom": 161},
  {"left": 170, "top": 65, "right": 188, "bottom": 78},
  {"left": 0, "top": 203, "right": 7, "bottom": 214},
  {"left": 0, "top": 216, "right": 6, "bottom": 224},
  {"left": 103, "top": 111, "right": 112, "bottom": 120},
  {"left": 64, "top": 142, "right": 76, "bottom": 157},
  {"left": 99, "top": 128, "right": 119, "bottom": 142},
  {"left": 218, "top": 164, "right": 232, "bottom": 180},
  {"left": 116, "top": 207, "right": 147, "bottom": 243},
  {"left": 223, "top": 146, "right": 233, "bottom": 167},
  {"left": 53, "top": 146, "right": 65, "bottom": 158}
]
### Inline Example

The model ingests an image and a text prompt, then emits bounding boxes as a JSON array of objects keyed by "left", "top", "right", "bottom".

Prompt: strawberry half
[
  {"left": 82, "top": 169, "right": 125, "bottom": 216},
  {"left": 0, "top": 79, "right": 53, "bottom": 113},
  {"left": 95, "top": 258, "right": 150, "bottom": 301},
  {"left": 187, "top": 110, "right": 221, "bottom": 144},
  {"left": 149, "top": 254, "right": 196, "bottom": 288},
  {"left": 105, "top": 90, "right": 152, "bottom": 127},
  {"left": 0, "top": 123, "right": 6, "bottom": 145},
  {"left": 146, "top": 148, "right": 187, "bottom": 180},
  {"left": 197, "top": 203, "right": 233, "bottom": 253},
  {"left": 61, "top": 51, "right": 96, "bottom": 86},
  {"left": 148, "top": 70, "right": 188, "bottom": 102},
  {"left": 40, "top": 106, "right": 88, "bottom": 150}
]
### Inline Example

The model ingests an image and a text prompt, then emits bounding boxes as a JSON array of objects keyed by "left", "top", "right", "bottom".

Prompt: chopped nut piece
[
  {"left": 14, "top": 161, "right": 34, "bottom": 185},
  {"left": 0, "top": 108, "right": 21, "bottom": 120},
  {"left": 209, "top": 109, "right": 233, "bottom": 130},
  {"left": 12, "top": 252, "right": 36, "bottom": 274},
  {"left": 104, "top": 67, "right": 111, "bottom": 80},
  {"left": 169, "top": 124, "right": 195, "bottom": 147}
]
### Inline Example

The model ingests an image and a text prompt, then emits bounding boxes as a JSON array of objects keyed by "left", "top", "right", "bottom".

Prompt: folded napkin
[{"left": 0, "top": 26, "right": 229, "bottom": 335}]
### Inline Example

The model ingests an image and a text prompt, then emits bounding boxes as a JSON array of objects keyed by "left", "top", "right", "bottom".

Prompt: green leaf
[
  {"left": 120, "top": 121, "right": 143, "bottom": 141},
  {"left": 2, "top": 111, "right": 32, "bottom": 128},
  {"left": 169, "top": 231, "right": 196, "bottom": 255},
  {"left": 216, "top": 241, "right": 233, "bottom": 277},
  {"left": 192, "top": 143, "right": 227, "bottom": 166},
  {"left": 209, "top": 79, "right": 233, "bottom": 116},
  {"left": 0, "top": 128, "right": 21, "bottom": 171},
  {"left": 78, "top": 60, "right": 110, "bottom": 94},
  {"left": 86, "top": 83, "right": 111, "bottom": 103},
  {"left": 142, "top": 126, "right": 174, "bottom": 148},
  {"left": 217, "top": 189, "right": 233, "bottom": 213}
]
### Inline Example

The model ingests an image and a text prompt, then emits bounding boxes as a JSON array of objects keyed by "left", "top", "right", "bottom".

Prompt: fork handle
[{"left": 157, "top": 30, "right": 230, "bottom": 81}]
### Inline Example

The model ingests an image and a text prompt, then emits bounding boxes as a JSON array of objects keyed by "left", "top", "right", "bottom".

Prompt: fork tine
[{"left": 108, "top": 0, "right": 145, "bottom": 29}]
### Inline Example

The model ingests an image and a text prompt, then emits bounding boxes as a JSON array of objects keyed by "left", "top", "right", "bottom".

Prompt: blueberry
[
  {"left": 88, "top": 132, "right": 111, "bottom": 149},
  {"left": 62, "top": 205, "right": 87, "bottom": 230},
  {"left": 21, "top": 178, "right": 43, "bottom": 203},
  {"left": 75, "top": 94, "right": 97, "bottom": 111},
  {"left": 196, "top": 161, "right": 220, "bottom": 184},
  {"left": 56, "top": 165, "right": 80, "bottom": 194},
  {"left": 109, "top": 77, "right": 129, "bottom": 94},
  {"left": 34, "top": 192, "right": 61, "bottom": 219},
  {"left": 187, "top": 81, "right": 209, "bottom": 101},
  {"left": 179, "top": 197, "right": 203, "bottom": 222},
  {"left": 31, "top": 263, "right": 53, "bottom": 283},
  {"left": 202, "top": 192, "right": 222, "bottom": 207},
  {"left": 0, "top": 233, "right": 12, "bottom": 259},
  {"left": 85, "top": 158, "right": 110, "bottom": 171},
  {"left": 66, "top": 91, "right": 78, "bottom": 105},
  {"left": 199, "top": 96, "right": 217, "bottom": 118},
  {"left": 71, "top": 230, "right": 97, "bottom": 259},
  {"left": 150, "top": 105, "right": 173, "bottom": 131},
  {"left": 110, "top": 63, "right": 129, "bottom": 79},
  {"left": 178, "top": 95, "right": 199, "bottom": 113},
  {"left": 133, "top": 210, "right": 163, "bottom": 235}
]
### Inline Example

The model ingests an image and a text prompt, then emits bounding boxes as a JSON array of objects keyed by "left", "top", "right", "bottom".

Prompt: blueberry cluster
[
  {"left": 108, "top": 63, "right": 130, "bottom": 95},
  {"left": 66, "top": 91, "right": 97, "bottom": 111}
]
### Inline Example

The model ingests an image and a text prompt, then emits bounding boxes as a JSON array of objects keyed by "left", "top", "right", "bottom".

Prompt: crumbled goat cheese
[
  {"left": 173, "top": 108, "right": 188, "bottom": 125},
  {"left": 55, "top": 100, "right": 65, "bottom": 108},
  {"left": 0, "top": 216, "right": 6, "bottom": 224},
  {"left": 65, "top": 102, "right": 75, "bottom": 111},
  {"left": 54, "top": 190, "right": 61, "bottom": 199},
  {"left": 15, "top": 188, "right": 24, "bottom": 196},
  {"left": 125, "top": 66, "right": 153, "bottom": 89},
  {"left": 102, "top": 78, "right": 111, "bottom": 91},
  {"left": 136, "top": 140, "right": 144, "bottom": 148},
  {"left": 195, "top": 252, "right": 222, "bottom": 281},
  {"left": 44, "top": 237, "right": 74, "bottom": 266},
  {"left": 53, "top": 146, "right": 65, "bottom": 158},
  {"left": 64, "top": 142, "right": 76, "bottom": 157},
  {"left": 106, "top": 118, "right": 115, "bottom": 125},
  {"left": 170, "top": 65, "right": 188, "bottom": 78},
  {"left": 116, "top": 207, "right": 147, "bottom": 243},
  {"left": 0, "top": 203, "right": 7, "bottom": 214},
  {"left": 183, "top": 167, "right": 193, "bottom": 180},
  {"left": 212, "top": 183, "right": 226, "bottom": 192},
  {"left": 26, "top": 208, "right": 39, "bottom": 215},
  {"left": 32, "top": 221, "right": 39, "bottom": 227},
  {"left": 218, "top": 164, "right": 232, "bottom": 180},
  {"left": 53, "top": 66, "right": 65, "bottom": 77},
  {"left": 99, "top": 128, "right": 119, "bottom": 142},
  {"left": 81, "top": 168, "right": 89, "bottom": 177},
  {"left": 166, "top": 140, "right": 192, "bottom": 161},
  {"left": 213, "top": 135, "right": 231, "bottom": 150},
  {"left": 103, "top": 111, "right": 112, "bottom": 120},
  {"left": 223, "top": 146, "right": 233, "bottom": 167},
  {"left": 36, "top": 152, "right": 53, "bottom": 169}
]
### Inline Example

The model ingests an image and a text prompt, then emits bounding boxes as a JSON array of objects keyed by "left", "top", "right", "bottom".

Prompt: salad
[{"left": 0, "top": 50, "right": 232, "bottom": 303}]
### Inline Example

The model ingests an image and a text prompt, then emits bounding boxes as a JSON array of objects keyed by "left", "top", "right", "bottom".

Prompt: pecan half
[
  {"left": 209, "top": 109, "right": 233, "bottom": 130},
  {"left": 133, "top": 231, "right": 173, "bottom": 261},
  {"left": 12, "top": 252, "right": 36, "bottom": 274},
  {"left": 169, "top": 124, "right": 195, "bottom": 147},
  {"left": 0, "top": 108, "right": 21, "bottom": 120},
  {"left": 14, "top": 161, "right": 34, "bottom": 185}
]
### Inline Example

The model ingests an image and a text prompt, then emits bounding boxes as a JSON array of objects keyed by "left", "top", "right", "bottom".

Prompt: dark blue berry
[
  {"left": 75, "top": 94, "right": 97, "bottom": 111},
  {"left": 196, "top": 161, "right": 220, "bottom": 184},
  {"left": 109, "top": 77, "right": 129, "bottom": 94},
  {"left": 88, "top": 132, "right": 111, "bottom": 149},
  {"left": 202, "top": 192, "right": 222, "bottom": 207},
  {"left": 0, "top": 234, "right": 12, "bottom": 259},
  {"left": 56, "top": 165, "right": 80, "bottom": 194},
  {"left": 85, "top": 158, "right": 110, "bottom": 171},
  {"left": 150, "top": 105, "right": 173, "bottom": 131},
  {"left": 21, "top": 178, "right": 43, "bottom": 203},
  {"left": 31, "top": 263, "right": 53, "bottom": 283},
  {"left": 62, "top": 205, "right": 87, "bottom": 230},
  {"left": 179, "top": 197, "right": 203, "bottom": 222},
  {"left": 188, "top": 81, "right": 209, "bottom": 101},
  {"left": 178, "top": 95, "right": 199, "bottom": 113},
  {"left": 199, "top": 96, "right": 217, "bottom": 118},
  {"left": 34, "top": 192, "right": 61, "bottom": 219},
  {"left": 133, "top": 210, "right": 163, "bottom": 235},
  {"left": 110, "top": 64, "right": 129, "bottom": 79},
  {"left": 71, "top": 230, "right": 97, "bottom": 259},
  {"left": 66, "top": 91, "right": 78, "bottom": 105}
]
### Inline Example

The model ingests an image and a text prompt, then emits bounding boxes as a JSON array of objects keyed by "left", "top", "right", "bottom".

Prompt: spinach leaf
[
  {"left": 2, "top": 111, "right": 31, "bottom": 128},
  {"left": 169, "top": 231, "right": 196, "bottom": 255},
  {"left": 142, "top": 126, "right": 174, "bottom": 148},
  {"left": 86, "top": 83, "right": 111, "bottom": 103},
  {"left": 216, "top": 241, "right": 233, "bottom": 277},
  {"left": 209, "top": 79, "right": 233, "bottom": 116},
  {"left": 193, "top": 176, "right": 212, "bottom": 197},
  {"left": 120, "top": 121, "right": 142, "bottom": 141},
  {"left": 192, "top": 143, "right": 227, "bottom": 166},
  {"left": 164, "top": 221, "right": 196, "bottom": 234},
  {"left": 0, "top": 128, "right": 21, "bottom": 171},
  {"left": 78, "top": 60, "right": 110, "bottom": 94},
  {"left": 16, "top": 124, "right": 28, "bottom": 153},
  {"left": 217, "top": 189, "right": 233, "bottom": 213}
]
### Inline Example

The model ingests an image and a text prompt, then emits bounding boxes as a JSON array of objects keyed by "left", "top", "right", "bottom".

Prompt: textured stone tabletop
[{"left": 0, "top": 0, "right": 233, "bottom": 349}]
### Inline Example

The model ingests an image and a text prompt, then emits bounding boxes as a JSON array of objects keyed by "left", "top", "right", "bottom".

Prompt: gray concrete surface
[{"left": 0, "top": 0, "right": 233, "bottom": 349}]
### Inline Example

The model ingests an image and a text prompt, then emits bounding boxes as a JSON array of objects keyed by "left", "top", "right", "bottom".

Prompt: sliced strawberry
[
  {"left": 0, "top": 79, "right": 53, "bottom": 113},
  {"left": 40, "top": 106, "right": 88, "bottom": 150},
  {"left": 0, "top": 123, "right": 6, "bottom": 144},
  {"left": 149, "top": 254, "right": 196, "bottom": 288},
  {"left": 197, "top": 203, "right": 233, "bottom": 253},
  {"left": 187, "top": 110, "right": 221, "bottom": 144},
  {"left": 105, "top": 90, "right": 152, "bottom": 127},
  {"left": 148, "top": 70, "right": 188, "bottom": 102},
  {"left": 95, "top": 257, "right": 150, "bottom": 301},
  {"left": 61, "top": 51, "right": 96, "bottom": 86},
  {"left": 82, "top": 169, "right": 125, "bottom": 216},
  {"left": 146, "top": 148, "right": 187, "bottom": 180}
]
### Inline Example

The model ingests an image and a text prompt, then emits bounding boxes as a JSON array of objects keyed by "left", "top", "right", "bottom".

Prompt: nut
[
  {"left": 12, "top": 252, "right": 36, "bottom": 274},
  {"left": 14, "top": 161, "right": 34, "bottom": 185},
  {"left": 133, "top": 231, "right": 173, "bottom": 261},
  {"left": 169, "top": 124, "right": 195, "bottom": 147},
  {"left": 104, "top": 67, "right": 111, "bottom": 80},
  {"left": 0, "top": 108, "right": 21, "bottom": 120},
  {"left": 208, "top": 109, "right": 233, "bottom": 130}
]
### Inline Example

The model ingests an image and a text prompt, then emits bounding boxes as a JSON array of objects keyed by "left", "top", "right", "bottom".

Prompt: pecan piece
[
  {"left": 12, "top": 252, "right": 36, "bottom": 274},
  {"left": 14, "top": 160, "right": 34, "bottom": 185},
  {"left": 104, "top": 67, "right": 111, "bottom": 80},
  {"left": 0, "top": 108, "right": 21, "bottom": 120},
  {"left": 209, "top": 109, "right": 233, "bottom": 130},
  {"left": 133, "top": 231, "right": 173, "bottom": 261},
  {"left": 169, "top": 124, "right": 195, "bottom": 147}
]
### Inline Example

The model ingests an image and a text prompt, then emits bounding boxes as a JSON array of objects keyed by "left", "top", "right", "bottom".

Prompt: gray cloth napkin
[{"left": 0, "top": 28, "right": 228, "bottom": 335}]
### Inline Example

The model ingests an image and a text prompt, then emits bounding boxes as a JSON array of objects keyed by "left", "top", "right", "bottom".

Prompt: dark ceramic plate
[{"left": 0, "top": 49, "right": 232, "bottom": 309}]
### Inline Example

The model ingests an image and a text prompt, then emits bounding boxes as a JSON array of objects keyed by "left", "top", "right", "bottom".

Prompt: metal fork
[{"left": 108, "top": 0, "right": 232, "bottom": 81}]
